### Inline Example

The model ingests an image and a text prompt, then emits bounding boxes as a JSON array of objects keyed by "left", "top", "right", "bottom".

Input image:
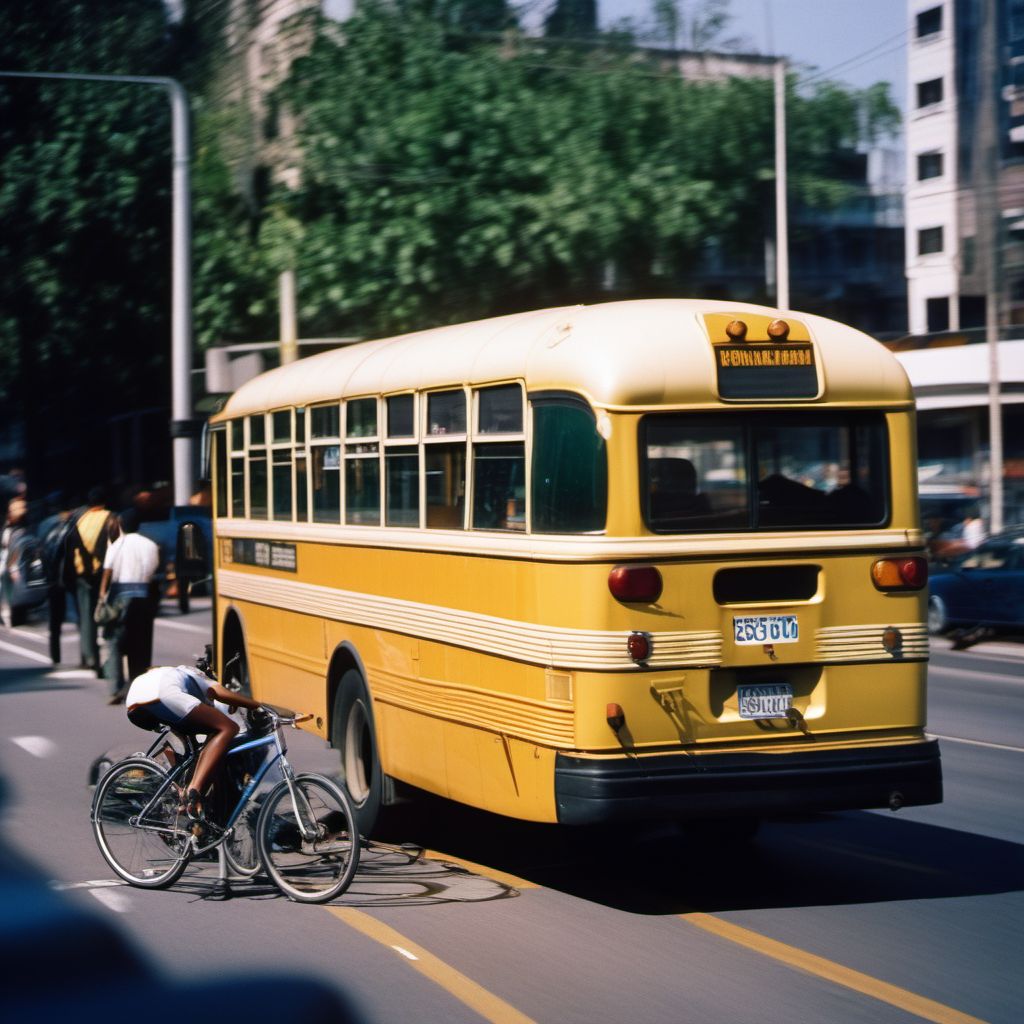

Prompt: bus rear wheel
[{"left": 331, "top": 669, "right": 383, "bottom": 837}]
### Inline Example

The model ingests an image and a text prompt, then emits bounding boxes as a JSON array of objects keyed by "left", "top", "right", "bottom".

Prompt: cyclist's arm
[{"left": 205, "top": 681, "right": 263, "bottom": 712}]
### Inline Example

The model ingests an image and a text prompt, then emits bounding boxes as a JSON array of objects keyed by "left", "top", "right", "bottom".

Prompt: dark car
[
  {"left": 928, "top": 527, "right": 1024, "bottom": 636},
  {"left": 138, "top": 505, "right": 213, "bottom": 612}
]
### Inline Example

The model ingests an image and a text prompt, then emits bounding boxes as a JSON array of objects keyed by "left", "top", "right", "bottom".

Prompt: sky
[{"left": 599, "top": 0, "right": 909, "bottom": 110}]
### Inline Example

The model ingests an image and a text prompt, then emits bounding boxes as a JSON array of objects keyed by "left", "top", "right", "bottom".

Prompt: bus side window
[
  {"left": 472, "top": 385, "right": 525, "bottom": 531},
  {"left": 531, "top": 399, "right": 607, "bottom": 533}
]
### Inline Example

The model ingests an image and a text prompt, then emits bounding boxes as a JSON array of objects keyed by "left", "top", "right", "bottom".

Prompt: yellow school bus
[{"left": 207, "top": 299, "right": 941, "bottom": 834}]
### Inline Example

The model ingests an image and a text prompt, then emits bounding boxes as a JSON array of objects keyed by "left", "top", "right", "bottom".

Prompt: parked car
[
  {"left": 138, "top": 505, "right": 212, "bottom": 613},
  {"left": 928, "top": 527, "right": 1024, "bottom": 636}
]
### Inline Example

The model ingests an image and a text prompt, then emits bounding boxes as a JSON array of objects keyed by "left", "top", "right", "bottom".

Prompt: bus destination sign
[{"left": 715, "top": 343, "right": 818, "bottom": 399}]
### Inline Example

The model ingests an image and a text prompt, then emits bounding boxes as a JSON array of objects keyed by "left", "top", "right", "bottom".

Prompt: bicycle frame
[{"left": 112, "top": 720, "right": 316, "bottom": 856}]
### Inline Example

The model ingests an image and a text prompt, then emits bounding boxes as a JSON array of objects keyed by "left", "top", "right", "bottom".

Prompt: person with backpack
[
  {"left": 38, "top": 493, "right": 78, "bottom": 664},
  {"left": 67, "top": 487, "right": 118, "bottom": 673}
]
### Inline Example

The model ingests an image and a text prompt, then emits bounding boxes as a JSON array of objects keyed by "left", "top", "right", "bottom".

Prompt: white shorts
[{"left": 125, "top": 666, "right": 210, "bottom": 724}]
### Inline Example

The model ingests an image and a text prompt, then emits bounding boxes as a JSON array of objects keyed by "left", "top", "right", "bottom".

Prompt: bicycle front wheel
[
  {"left": 256, "top": 773, "right": 359, "bottom": 903},
  {"left": 92, "top": 758, "right": 191, "bottom": 888}
]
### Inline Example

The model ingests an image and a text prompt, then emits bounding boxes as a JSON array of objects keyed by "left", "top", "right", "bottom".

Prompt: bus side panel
[{"left": 218, "top": 596, "right": 328, "bottom": 724}]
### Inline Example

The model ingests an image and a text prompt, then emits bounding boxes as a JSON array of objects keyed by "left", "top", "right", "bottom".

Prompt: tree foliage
[
  {"left": 0, "top": 0, "right": 900, "bottom": 489},
  {"left": 269, "top": 2, "right": 899, "bottom": 338},
  {"left": 0, "top": 0, "right": 269, "bottom": 489}
]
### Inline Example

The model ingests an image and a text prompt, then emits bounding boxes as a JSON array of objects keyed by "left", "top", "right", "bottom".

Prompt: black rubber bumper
[{"left": 555, "top": 739, "right": 943, "bottom": 825}]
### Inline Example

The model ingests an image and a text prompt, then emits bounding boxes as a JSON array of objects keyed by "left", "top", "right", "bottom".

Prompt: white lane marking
[
  {"left": 155, "top": 618, "right": 210, "bottom": 635},
  {"left": 931, "top": 733, "right": 1024, "bottom": 755},
  {"left": 46, "top": 669, "right": 96, "bottom": 679},
  {"left": 53, "top": 879, "right": 126, "bottom": 891},
  {"left": 392, "top": 946, "right": 420, "bottom": 961},
  {"left": 90, "top": 887, "right": 132, "bottom": 913},
  {"left": 0, "top": 638, "right": 51, "bottom": 665},
  {"left": 0, "top": 627, "right": 47, "bottom": 645},
  {"left": 11, "top": 735, "right": 57, "bottom": 758}
]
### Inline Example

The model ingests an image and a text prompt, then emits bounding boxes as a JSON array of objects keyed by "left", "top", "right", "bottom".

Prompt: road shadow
[
  {"left": 371, "top": 793, "right": 1024, "bottom": 915},
  {"left": 0, "top": 664, "right": 89, "bottom": 694},
  {"left": 168, "top": 841, "right": 518, "bottom": 907}
]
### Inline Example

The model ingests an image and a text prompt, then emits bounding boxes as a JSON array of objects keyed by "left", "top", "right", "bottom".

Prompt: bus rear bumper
[{"left": 554, "top": 739, "right": 943, "bottom": 825}]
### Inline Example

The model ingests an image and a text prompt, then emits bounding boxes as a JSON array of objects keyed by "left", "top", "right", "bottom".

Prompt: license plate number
[
  {"left": 737, "top": 683, "right": 793, "bottom": 719},
  {"left": 733, "top": 614, "right": 799, "bottom": 645}
]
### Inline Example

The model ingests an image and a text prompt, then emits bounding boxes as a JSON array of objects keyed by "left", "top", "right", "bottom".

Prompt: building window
[
  {"left": 916, "top": 6, "right": 942, "bottom": 38},
  {"left": 917, "top": 151, "right": 944, "bottom": 180},
  {"left": 918, "top": 226, "right": 944, "bottom": 255},
  {"left": 917, "top": 78, "right": 944, "bottom": 108},
  {"left": 959, "top": 296, "right": 986, "bottom": 329},
  {"left": 926, "top": 297, "right": 950, "bottom": 333}
]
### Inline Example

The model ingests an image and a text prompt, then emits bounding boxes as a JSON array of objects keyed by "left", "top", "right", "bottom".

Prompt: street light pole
[
  {"left": 774, "top": 57, "right": 790, "bottom": 311},
  {"left": 0, "top": 70, "right": 195, "bottom": 505}
]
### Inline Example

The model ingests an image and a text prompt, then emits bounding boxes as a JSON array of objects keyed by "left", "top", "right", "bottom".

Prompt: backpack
[
  {"left": 67, "top": 509, "right": 114, "bottom": 583},
  {"left": 41, "top": 515, "right": 76, "bottom": 587}
]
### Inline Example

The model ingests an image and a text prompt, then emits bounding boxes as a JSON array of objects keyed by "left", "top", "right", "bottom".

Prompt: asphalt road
[{"left": 0, "top": 603, "right": 1021, "bottom": 1024}]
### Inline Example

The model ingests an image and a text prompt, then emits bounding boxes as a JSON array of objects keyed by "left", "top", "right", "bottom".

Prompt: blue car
[{"left": 928, "top": 527, "right": 1024, "bottom": 635}]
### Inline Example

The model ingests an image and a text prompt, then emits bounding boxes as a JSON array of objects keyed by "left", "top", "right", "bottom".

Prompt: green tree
[
  {"left": 0, "top": 0, "right": 178, "bottom": 490},
  {"left": 268, "top": 4, "right": 897, "bottom": 338},
  {"left": 0, "top": 0, "right": 270, "bottom": 490}
]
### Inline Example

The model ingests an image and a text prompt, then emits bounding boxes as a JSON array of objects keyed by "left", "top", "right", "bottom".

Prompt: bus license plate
[
  {"left": 737, "top": 683, "right": 793, "bottom": 720},
  {"left": 733, "top": 614, "right": 799, "bottom": 645}
]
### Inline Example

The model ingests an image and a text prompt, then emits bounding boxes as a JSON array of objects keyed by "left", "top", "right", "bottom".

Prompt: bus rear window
[{"left": 642, "top": 412, "right": 888, "bottom": 532}]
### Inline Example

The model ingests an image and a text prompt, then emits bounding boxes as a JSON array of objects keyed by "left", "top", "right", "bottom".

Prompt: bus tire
[{"left": 331, "top": 669, "right": 383, "bottom": 837}]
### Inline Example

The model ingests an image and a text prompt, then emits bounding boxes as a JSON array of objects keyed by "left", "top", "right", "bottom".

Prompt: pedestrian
[
  {"left": 1, "top": 497, "right": 31, "bottom": 626},
  {"left": 98, "top": 509, "right": 160, "bottom": 703},
  {"left": 67, "top": 486, "right": 117, "bottom": 673},
  {"left": 0, "top": 465, "right": 27, "bottom": 525},
  {"left": 37, "top": 493, "right": 79, "bottom": 664},
  {"left": 961, "top": 506, "right": 986, "bottom": 551}
]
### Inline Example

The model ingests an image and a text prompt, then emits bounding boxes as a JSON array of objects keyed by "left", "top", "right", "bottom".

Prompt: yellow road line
[
  {"left": 327, "top": 906, "right": 537, "bottom": 1024},
  {"left": 682, "top": 913, "right": 989, "bottom": 1024},
  {"left": 421, "top": 849, "right": 538, "bottom": 890}
]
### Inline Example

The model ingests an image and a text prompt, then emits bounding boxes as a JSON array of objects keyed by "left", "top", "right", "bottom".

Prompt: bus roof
[{"left": 212, "top": 299, "right": 913, "bottom": 420}]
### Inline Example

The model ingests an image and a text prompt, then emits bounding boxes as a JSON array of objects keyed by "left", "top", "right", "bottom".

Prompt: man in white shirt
[{"left": 99, "top": 509, "right": 160, "bottom": 703}]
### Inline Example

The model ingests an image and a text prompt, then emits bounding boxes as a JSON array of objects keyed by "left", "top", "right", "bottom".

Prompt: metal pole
[
  {"left": 279, "top": 270, "right": 298, "bottom": 365},
  {"left": 0, "top": 70, "right": 195, "bottom": 504},
  {"left": 976, "top": 0, "right": 1004, "bottom": 533},
  {"left": 774, "top": 58, "right": 790, "bottom": 310}
]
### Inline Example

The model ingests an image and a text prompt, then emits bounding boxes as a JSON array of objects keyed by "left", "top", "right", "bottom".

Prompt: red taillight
[
  {"left": 871, "top": 556, "right": 928, "bottom": 591},
  {"left": 608, "top": 565, "right": 663, "bottom": 603},
  {"left": 626, "top": 631, "right": 652, "bottom": 663}
]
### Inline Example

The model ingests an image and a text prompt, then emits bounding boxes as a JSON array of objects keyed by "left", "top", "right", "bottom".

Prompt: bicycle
[{"left": 91, "top": 705, "right": 361, "bottom": 904}]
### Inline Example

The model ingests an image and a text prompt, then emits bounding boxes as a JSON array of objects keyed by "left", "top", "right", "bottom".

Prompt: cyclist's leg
[{"left": 180, "top": 703, "right": 239, "bottom": 802}]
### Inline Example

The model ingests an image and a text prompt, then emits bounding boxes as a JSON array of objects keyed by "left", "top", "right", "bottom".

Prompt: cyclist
[{"left": 124, "top": 663, "right": 263, "bottom": 823}]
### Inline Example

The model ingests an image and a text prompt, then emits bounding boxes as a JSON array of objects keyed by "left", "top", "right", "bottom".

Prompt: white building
[{"left": 905, "top": 1, "right": 962, "bottom": 335}]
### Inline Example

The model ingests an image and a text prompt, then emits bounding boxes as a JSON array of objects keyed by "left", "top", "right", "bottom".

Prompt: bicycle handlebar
[{"left": 258, "top": 706, "right": 313, "bottom": 729}]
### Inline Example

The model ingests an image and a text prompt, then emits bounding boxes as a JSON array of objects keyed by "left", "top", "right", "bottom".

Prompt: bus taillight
[
  {"left": 608, "top": 565, "right": 663, "bottom": 603},
  {"left": 871, "top": 557, "right": 928, "bottom": 591}
]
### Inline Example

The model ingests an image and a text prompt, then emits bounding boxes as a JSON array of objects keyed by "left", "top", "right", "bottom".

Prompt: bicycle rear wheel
[
  {"left": 92, "top": 758, "right": 191, "bottom": 888},
  {"left": 256, "top": 773, "right": 359, "bottom": 903}
]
